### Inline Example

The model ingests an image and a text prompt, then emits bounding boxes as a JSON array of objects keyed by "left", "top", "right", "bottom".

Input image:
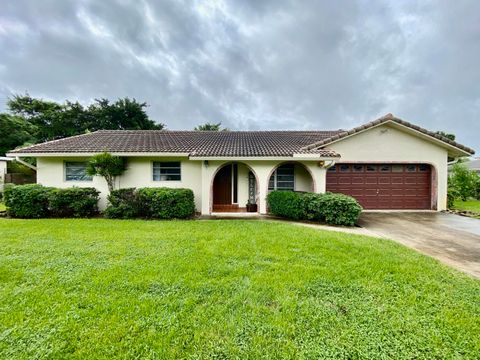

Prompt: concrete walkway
[{"left": 359, "top": 212, "right": 480, "bottom": 278}]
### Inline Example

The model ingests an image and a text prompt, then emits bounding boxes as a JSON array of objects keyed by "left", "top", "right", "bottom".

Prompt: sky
[{"left": 0, "top": 0, "right": 479, "bottom": 152}]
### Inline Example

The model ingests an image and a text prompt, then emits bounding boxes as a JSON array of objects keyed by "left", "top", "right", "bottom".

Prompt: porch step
[{"left": 212, "top": 204, "right": 247, "bottom": 213}]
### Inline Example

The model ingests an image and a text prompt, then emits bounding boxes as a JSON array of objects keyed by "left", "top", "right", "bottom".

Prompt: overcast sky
[{"left": 0, "top": 0, "right": 478, "bottom": 152}]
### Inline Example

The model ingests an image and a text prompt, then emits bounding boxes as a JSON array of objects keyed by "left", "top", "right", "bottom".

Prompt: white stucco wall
[
  {"left": 0, "top": 160, "right": 8, "bottom": 190},
  {"left": 325, "top": 123, "right": 449, "bottom": 210}
]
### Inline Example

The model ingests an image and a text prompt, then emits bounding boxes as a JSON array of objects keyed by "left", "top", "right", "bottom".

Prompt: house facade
[{"left": 7, "top": 114, "right": 474, "bottom": 214}]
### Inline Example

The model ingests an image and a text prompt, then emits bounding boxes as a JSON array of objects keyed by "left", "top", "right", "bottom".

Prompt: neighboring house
[
  {"left": 465, "top": 158, "right": 480, "bottom": 174},
  {"left": 0, "top": 157, "right": 13, "bottom": 191},
  {"left": 7, "top": 114, "right": 475, "bottom": 213}
]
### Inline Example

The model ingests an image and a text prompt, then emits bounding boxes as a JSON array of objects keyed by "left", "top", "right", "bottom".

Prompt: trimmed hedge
[
  {"left": 4, "top": 184, "right": 99, "bottom": 218},
  {"left": 104, "top": 188, "right": 140, "bottom": 219},
  {"left": 267, "top": 190, "right": 362, "bottom": 226},
  {"left": 138, "top": 187, "right": 195, "bottom": 219},
  {"left": 105, "top": 187, "right": 196, "bottom": 219},
  {"left": 4, "top": 184, "right": 52, "bottom": 218},
  {"left": 49, "top": 188, "right": 99, "bottom": 218}
]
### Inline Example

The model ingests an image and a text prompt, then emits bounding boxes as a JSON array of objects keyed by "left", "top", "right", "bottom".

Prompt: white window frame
[
  {"left": 152, "top": 161, "right": 182, "bottom": 181},
  {"left": 64, "top": 161, "right": 93, "bottom": 182},
  {"left": 269, "top": 164, "right": 295, "bottom": 191}
]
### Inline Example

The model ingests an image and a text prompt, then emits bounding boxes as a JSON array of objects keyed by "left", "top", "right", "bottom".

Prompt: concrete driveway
[{"left": 359, "top": 212, "right": 480, "bottom": 278}]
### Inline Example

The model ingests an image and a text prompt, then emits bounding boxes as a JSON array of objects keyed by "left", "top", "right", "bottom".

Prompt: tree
[
  {"left": 194, "top": 122, "right": 225, "bottom": 131},
  {"left": 5, "top": 94, "right": 165, "bottom": 143},
  {"left": 0, "top": 114, "right": 37, "bottom": 156},
  {"left": 449, "top": 163, "right": 480, "bottom": 201},
  {"left": 436, "top": 131, "right": 456, "bottom": 141},
  {"left": 86, "top": 152, "right": 126, "bottom": 192},
  {"left": 87, "top": 98, "right": 165, "bottom": 131}
]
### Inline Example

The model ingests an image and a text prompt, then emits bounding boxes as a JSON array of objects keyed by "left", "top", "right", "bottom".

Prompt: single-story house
[{"left": 7, "top": 114, "right": 475, "bottom": 214}]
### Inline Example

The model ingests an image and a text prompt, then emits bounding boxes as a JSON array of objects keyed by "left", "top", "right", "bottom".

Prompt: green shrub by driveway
[
  {"left": 4, "top": 184, "right": 52, "bottom": 218},
  {"left": 267, "top": 190, "right": 362, "bottom": 226},
  {"left": 0, "top": 219, "right": 479, "bottom": 358}
]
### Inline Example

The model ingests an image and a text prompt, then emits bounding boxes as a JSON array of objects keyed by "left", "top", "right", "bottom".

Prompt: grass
[
  {"left": 453, "top": 199, "right": 480, "bottom": 214},
  {"left": 0, "top": 219, "right": 479, "bottom": 359}
]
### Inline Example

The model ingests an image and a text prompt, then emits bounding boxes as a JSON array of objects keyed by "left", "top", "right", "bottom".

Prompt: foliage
[
  {"left": 4, "top": 184, "right": 99, "bottom": 218},
  {"left": 194, "top": 122, "right": 227, "bottom": 131},
  {"left": 1, "top": 219, "right": 479, "bottom": 358},
  {"left": 86, "top": 152, "right": 126, "bottom": 192},
  {"left": 48, "top": 187, "right": 99, "bottom": 218},
  {"left": 266, "top": 190, "right": 306, "bottom": 220},
  {"left": 137, "top": 187, "right": 195, "bottom": 219},
  {"left": 448, "top": 163, "right": 480, "bottom": 202},
  {"left": 435, "top": 131, "right": 456, "bottom": 141},
  {"left": 3, "top": 95, "right": 164, "bottom": 146},
  {"left": 267, "top": 190, "right": 362, "bottom": 226},
  {"left": 0, "top": 114, "right": 37, "bottom": 156},
  {"left": 104, "top": 188, "right": 140, "bottom": 219},
  {"left": 3, "top": 184, "right": 52, "bottom": 218}
]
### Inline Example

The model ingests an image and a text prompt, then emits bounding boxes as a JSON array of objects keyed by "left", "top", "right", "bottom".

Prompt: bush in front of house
[
  {"left": 48, "top": 187, "right": 99, "bottom": 218},
  {"left": 137, "top": 187, "right": 195, "bottom": 219},
  {"left": 104, "top": 188, "right": 140, "bottom": 219},
  {"left": 266, "top": 190, "right": 306, "bottom": 220},
  {"left": 4, "top": 184, "right": 99, "bottom": 218},
  {"left": 4, "top": 184, "right": 52, "bottom": 218},
  {"left": 267, "top": 190, "right": 362, "bottom": 226}
]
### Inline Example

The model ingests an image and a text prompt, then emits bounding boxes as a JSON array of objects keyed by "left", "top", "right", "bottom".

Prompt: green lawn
[
  {"left": 0, "top": 219, "right": 479, "bottom": 359},
  {"left": 454, "top": 199, "right": 480, "bottom": 214}
]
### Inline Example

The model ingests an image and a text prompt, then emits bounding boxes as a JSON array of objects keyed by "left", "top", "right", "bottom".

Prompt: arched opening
[
  {"left": 267, "top": 162, "right": 315, "bottom": 193},
  {"left": 211, "top": 162, "right": 259, "bottom": 213}
]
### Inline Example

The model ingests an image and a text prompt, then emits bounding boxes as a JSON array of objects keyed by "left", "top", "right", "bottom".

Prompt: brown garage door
[{"left": 326, "top": 164, "right": 432, "bottom": 209}]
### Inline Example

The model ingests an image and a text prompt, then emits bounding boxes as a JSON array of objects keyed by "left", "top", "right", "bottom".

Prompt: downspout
[{"left": 15, "top": 157, "right": 37, "bottom": 171}]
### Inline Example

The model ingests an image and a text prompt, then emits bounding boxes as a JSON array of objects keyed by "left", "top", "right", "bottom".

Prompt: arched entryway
[
  {"left": 267, "top": 162, "right": 315, "bottom": 193},
  {"left": 212, "top": 162, "right": 259, "bottom": 212}
]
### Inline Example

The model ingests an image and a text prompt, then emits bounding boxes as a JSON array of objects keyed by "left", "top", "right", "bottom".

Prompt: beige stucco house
[{"left": 7, "top": 114, "right": 475, "bottom": 214}]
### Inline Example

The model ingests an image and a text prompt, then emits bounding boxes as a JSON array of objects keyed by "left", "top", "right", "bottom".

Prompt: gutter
[{"left": 14, "top": 157, "right": 37, "bottom": 171}]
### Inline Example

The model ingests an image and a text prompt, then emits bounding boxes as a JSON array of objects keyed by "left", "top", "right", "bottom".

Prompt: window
[
  {"left": 353, "top": 165, "right": 364, "bottom": 172},
  {"left": 406, "top": 165, "right": 416, "bottom": 172},
  {"left": 340, "top": 164, "right": 350, "bottom": 172},
  {"left": 392, "top": 165, "right": 403, "bottom": 172},
  {"left": 269, "top": 164, "right": 294, "bottom": 191},
  {"left": 328, "top": 165, "right": 337, "bottom": 172},
  {"left": 65, "top": 162, "right": 92, "bottom": 181},
  {"left": 419, "top": 164, "right": 429, "bottom": 172},
  {"left": 380, "top": 165, "right": 391, "bottom": 172},
  {"left": 153, "top": 161, "right": 181, "bottom": 181},
  {"left": 366, "top": 165, "right": 377, "bottom": 172}
]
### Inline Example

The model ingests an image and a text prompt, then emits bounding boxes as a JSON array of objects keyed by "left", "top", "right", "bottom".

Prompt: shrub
[
  {"left": 49, "top": 187, "right": 99, "bottom": 218},
  {"left": 104, "top": 188, "right": 140, "bottom": 219},
  {"left": 267, "top": 190, "right": 362, "bottom": 226},
  {"left": 311, "top": 192, "right": 363, "bottom": 226},
  {"left": 137, "top": 187, "right": 195, "bottom": 219},
  {"left": 267, "top": 191, "right": 305, "bottom": 220},
  {"left": 4, "top": 184, "right": 52, "bottom": 218}
]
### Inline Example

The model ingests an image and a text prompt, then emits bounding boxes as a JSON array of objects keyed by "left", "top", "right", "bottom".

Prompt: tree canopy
[
  {"left": 194, "top": 122, "right": 228, "bottom": 131},
  {"left": 0, "top": 94, "right": 165, "bottom": 155}
]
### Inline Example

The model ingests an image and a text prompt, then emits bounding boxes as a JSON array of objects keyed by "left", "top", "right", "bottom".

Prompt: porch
[{"left": 197, "top": 159, "right": 333, "bottom": 215}]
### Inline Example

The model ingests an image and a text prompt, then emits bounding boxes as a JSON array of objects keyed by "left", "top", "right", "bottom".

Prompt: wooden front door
[{"left": 213, "top": 164, "right": 232, "bottom": 205}]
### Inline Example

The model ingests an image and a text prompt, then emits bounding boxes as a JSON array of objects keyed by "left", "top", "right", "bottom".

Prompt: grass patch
[
  {"left": 454, "top": 199, "right": 480, "bottom": 214},
  {"left": 0, "top": 219, "right": 479, "bottom": 358}
]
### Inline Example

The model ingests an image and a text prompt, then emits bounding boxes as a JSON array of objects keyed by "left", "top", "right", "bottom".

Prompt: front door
[{"left": 213, "top": 164, "right": 232, "bottom": 205}]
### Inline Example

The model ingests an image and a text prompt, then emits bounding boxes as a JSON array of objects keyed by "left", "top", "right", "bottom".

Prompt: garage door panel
[{"left": 326, "top": 163, "right": 431, "bottom": 209}]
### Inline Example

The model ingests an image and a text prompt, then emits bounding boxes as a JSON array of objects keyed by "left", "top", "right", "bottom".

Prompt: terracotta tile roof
[
  {"left": 9, "top": 130, "right": 343, "bottom": 157},
  {"left": 301, "top": 113, "right": 475, "bottom": 155}
]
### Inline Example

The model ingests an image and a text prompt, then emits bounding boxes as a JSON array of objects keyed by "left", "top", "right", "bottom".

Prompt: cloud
[{"left": 0, "top": 0, "right": 478, "bottom": 151}]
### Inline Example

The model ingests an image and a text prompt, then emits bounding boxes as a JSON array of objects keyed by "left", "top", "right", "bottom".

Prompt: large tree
[
  {"left": 0, "top": 114, "right": 36, "bottom": 156},
  {"left": 5, "top": 95, "right": 165, "bottom": 143}
]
